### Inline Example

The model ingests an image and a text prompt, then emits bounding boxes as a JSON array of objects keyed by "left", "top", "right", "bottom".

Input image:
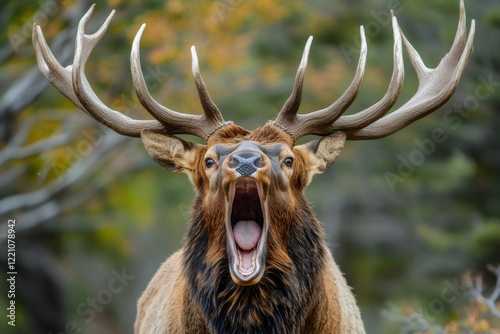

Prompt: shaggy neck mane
[{"left": 182, "top": 195, "right": 327, "bottom": 333}]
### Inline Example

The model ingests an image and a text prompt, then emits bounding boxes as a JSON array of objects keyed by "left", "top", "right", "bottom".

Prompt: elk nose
[{"left": 229, "top": 152, "right": 265, "bottom": 176}]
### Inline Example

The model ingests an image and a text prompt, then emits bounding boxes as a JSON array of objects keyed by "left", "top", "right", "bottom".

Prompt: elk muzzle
[
  {"left": 228, "top": 151, "right": 265, "bottom": 177},
  {"left": 223, "top": 144, "right": 270, "bottom": 286}
]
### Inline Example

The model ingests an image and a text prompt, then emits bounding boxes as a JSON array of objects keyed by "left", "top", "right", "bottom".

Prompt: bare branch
[
  {"left": 0, "top": 131, "right": 125, "bottom": 216},
  {"left": 382, "top": 303, "right": 445, "bottom": 334},
  {"left": 0, "top": 166, "right": 27, "bottom": 190},
  {"left": 464, "top": 265, "right": 500, "bottom": 319},
  {"left": 0, "top": 132, "right": 74, "bottom": 165},
  {"left": 0, "top": 131, "right": 145, "bottom": 237},
  {"left": 0, "top": 113, "right": 89, "bottom": 165},
  {"left": 0, "top": 0, "right": 92, "bottom": 140}
]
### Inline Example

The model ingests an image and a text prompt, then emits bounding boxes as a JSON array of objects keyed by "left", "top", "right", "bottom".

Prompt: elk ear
[
  {"left": 141, "top": 129, "right": 204, "bottom": 173},
  {"left": 298, "top": 131, "right": 346, "bottom": 175}
]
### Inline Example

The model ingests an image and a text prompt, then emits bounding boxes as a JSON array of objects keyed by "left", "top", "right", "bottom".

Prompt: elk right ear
[
  {"left": 141, "top": 129, "right": 204, "bottom": 173},
  {"left": 298, "top": 131, "right": 346, "bottom": 175}
]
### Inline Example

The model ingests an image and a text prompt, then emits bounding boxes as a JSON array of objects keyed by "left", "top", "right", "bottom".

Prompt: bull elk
[{"left": 33, "top": 1, "right": 474, "bottom": 333}]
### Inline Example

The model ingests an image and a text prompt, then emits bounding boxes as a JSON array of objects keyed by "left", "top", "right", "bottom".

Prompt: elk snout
[
  {"left": 228, "top": 151, "right": 265, "bottom": 176},
  {"left": 221, "top": 142, "right": 271, "bottom": 198}
]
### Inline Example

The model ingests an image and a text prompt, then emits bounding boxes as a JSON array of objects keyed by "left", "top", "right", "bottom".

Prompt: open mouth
[{"left": 226, "top": 178, "right": 267, "bottom": 285}]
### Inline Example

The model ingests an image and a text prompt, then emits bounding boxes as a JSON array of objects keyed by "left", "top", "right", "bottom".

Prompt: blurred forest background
[{"left": 1, "top": 0, "right": 499, "bottom": 333}]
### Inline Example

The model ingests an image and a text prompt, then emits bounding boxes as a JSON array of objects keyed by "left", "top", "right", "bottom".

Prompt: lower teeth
[{"left": 237, "top": 249, "right": 257, "bottom": 276}]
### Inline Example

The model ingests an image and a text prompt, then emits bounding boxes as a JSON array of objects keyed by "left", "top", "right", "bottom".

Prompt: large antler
[
  {"left": 33, "top": 4, "right": 229, "bottom": 141},
  {"left": 271, "top": 0, "right": 475, "bottom": 141}
]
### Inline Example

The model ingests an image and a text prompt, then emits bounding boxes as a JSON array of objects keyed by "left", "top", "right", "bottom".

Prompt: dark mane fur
[{"left": 183, "top": 194, "right": 327, "bottom": 333}]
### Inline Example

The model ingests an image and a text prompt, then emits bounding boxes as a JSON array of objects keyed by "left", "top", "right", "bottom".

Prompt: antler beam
[
  {"left": 33, "top": 4, "right": 227, "bottom": 140},
  {"left": 272, "top": 0, "right": 475, "bottom": 141}
]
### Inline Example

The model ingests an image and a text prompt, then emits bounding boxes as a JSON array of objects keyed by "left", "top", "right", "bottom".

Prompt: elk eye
[
  {"left": 205, "top": 158, "right": 216, "bottom": 169},
  {"left": 283, "top": 157, "right": 294, "bottom": 168}
]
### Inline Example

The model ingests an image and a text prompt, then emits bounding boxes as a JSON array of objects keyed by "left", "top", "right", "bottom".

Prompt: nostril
[
  {"left": 253, "top": 156, "right": 264, "bottom": 168},
  {"left": 229, "top": 152, "right": 265, "bottom": 176},
  {"left": 235, "top": 163, "right": 257, "bottom": 176},
  {"left": 228, "top": 157, "right": 239, "bottom": 169}
]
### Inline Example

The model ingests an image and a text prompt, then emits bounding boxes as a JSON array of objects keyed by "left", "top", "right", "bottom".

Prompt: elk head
[{"left": 33, "top": 1, "right": 474, "bottom": 289}]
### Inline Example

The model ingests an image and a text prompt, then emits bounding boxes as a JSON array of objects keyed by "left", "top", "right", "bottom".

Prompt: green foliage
[
  {"left": 485, "top": 8, "right": 500, "bottom": 28},
  {"left": 468, "top": 220, "right": 500, "bottom": 257}
]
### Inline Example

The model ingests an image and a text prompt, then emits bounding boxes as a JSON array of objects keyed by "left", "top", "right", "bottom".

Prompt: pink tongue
[{"left": 233, "top": 220, "right": 261, "bottom": 250}]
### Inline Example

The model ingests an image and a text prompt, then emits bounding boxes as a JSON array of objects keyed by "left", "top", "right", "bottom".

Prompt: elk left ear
[
  {"left": 141, "top": 129, "right": 204, "bottom": 173},
  {"left": 298, "top": 131, "right": 346, "bottom": 174}
]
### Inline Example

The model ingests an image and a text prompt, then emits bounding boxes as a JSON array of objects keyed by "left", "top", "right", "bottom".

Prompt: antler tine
[
  {"left": 33, "top": 25, "right": 79, "bottom": 108},
  {"left": 131, "top": 25, "right": 223, "bottom": 140},
  {"left": 275, "top": 36, "right": 313, "bottom": 125},
  {"left": 33, "top": 5, "right": 162, "bottom": 137},
  {"left": 131, "top": 25, "right": 227, "bottom": 140},
  {"left": 332, "top": 13, "right": 404, "bottom": 131},
  {"left": 293, "top": 27, "right": 368, "bottom": 138},
  {"left": 35, "top": 5, "right": 227, "bottom": 140},
  {"left": 272, "top": 28, "right": 367, "bottom": 140},
  {"left": 346, "top": 0, "right": 475, "bottom": 140},
  {"left": 275, "top": 15, "right": 404, "bottom": 140},
  {"left": 191, "top": 46, "right": 226, "bottom": 124},
  {"left": 70, "top": 6, "right": 163, "bottom": 136}
]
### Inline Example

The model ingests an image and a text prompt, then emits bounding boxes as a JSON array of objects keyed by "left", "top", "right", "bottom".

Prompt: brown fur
[
  {"left": 135, "top": 124, "right": 366, "bottom": 333},
  {"left": 135, "top": 247, "right": 364, "bottom": 333}
]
